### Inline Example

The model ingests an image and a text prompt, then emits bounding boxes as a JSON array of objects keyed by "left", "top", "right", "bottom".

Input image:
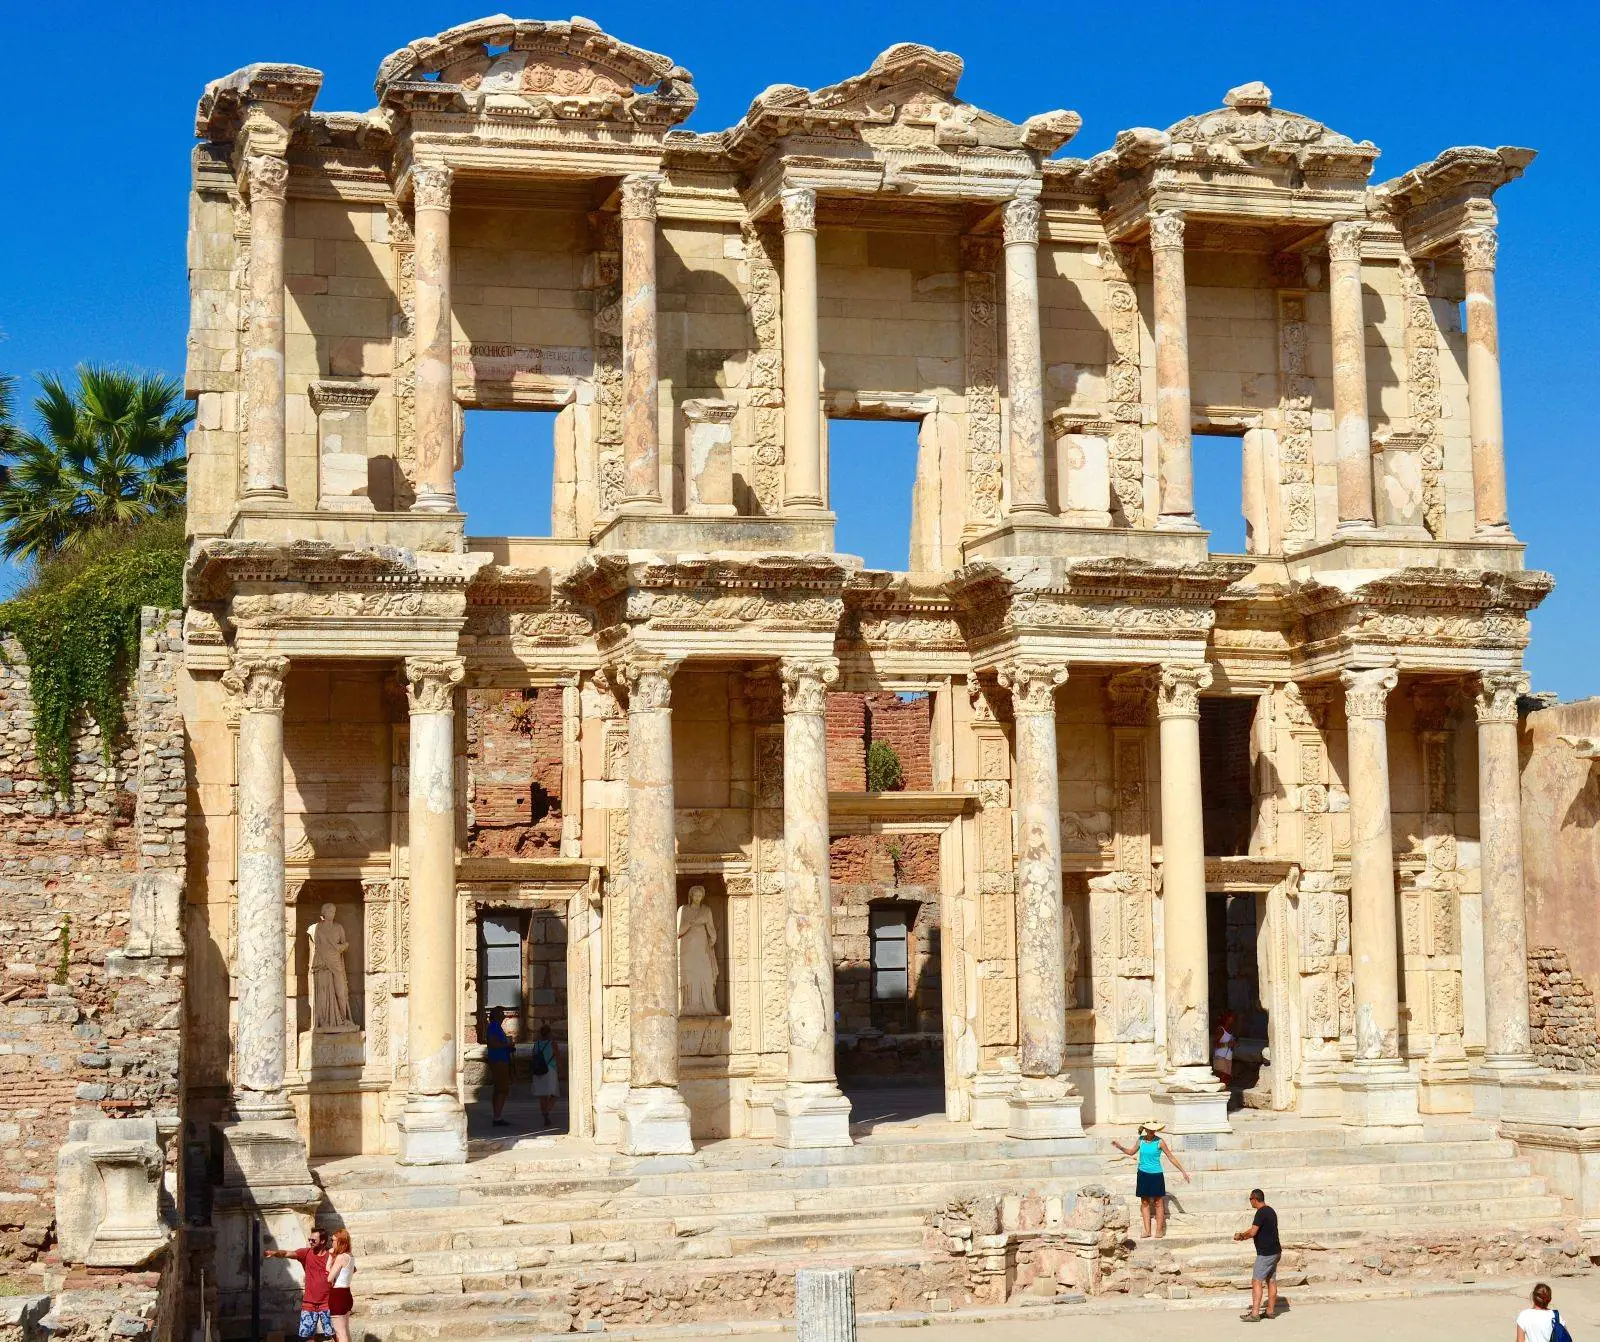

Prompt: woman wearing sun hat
[{"left": 1111, "top": 1120, "right": 1191, "bottom": 1238}]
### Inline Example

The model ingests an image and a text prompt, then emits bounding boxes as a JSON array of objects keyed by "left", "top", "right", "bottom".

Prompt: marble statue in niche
[
  {"left": 677, "top": 884, "right": 720, "bottom": 1016},
  {"left": 309, "top": 904, "right": 354, "bottom": 1031}
]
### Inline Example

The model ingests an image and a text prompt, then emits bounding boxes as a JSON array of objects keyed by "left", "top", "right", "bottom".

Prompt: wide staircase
[{"left": 313, "top": 1110, "right": 1567, "bottom": 1339}]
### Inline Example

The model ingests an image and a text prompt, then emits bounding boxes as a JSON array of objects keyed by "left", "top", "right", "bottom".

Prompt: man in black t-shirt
[{"left": 1233, "top": 1188, "right": 1281, "bottom": 1321}]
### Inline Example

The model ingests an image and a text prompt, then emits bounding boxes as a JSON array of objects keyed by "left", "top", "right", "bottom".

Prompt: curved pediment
[{"left": 1164, "top": 81, "right": 1378, "bottom": 175}]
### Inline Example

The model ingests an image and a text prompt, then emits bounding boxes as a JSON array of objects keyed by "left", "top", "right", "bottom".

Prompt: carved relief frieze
[
  {"left": 961, "top": 234, "right": 1003, "bottom": 530},
  {"left": 741, "top": 220, "right": 785, "bottom": 515}
]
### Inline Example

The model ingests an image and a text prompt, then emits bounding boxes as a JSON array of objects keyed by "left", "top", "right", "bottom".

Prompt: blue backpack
[{"left": 1552, "top": 1309, "right": 1573, "bottom": 1342}]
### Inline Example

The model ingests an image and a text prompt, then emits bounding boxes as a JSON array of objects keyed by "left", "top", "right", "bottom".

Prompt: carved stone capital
[
  {"left": 1475, "top": 669, "right": 1529, "bottom": 724},
  {"left": 620, "top": 173, "right": 663, "bottom": 221},
  {"left": 404, "top": 657, "right": 465, "bottom": 715},
  {"left": 222, "top": 654, "right": 289, "bottom": 714},
  {"left": 1340, "top": 665, "right": 1399, "bottom": 720},
  {"left": 412, "top": 163, "right": 453, "bottom": 211},
  {"left": 616, "top": 655, "right": 681, "bottom": 712},
  {"left": 1459, "top": 226, "right": 1498, "bottom": 273},
  {"left": 1149, "top": 209, "right": 1186, "bottom": 251},
  {"left": 996, "top": 659, "right": 1067, "bottom": 716},
  {"left": 1327, "top": 220, "right": 1366, "bottom": 264},
  {"left": 780, "top": 187, "right": 816, "bottom": 235},
  {"left": 245, "top": 154, "right": 289, "bottom": 204},
  {"left": 780, "top": 657, "right": 839, "bottom": 716},
  {"left": 1002, "top": 195, "right": 1041, "bottom": 247},
  {"left": 1156, "top": 663, "right": 1213, "bottom": 719}
]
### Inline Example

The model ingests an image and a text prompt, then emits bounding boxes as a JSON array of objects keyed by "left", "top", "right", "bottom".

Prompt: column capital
[
  {"left": 1475, "top": 669, "right": 1529, "bottom": 724},
  {"left": 244, "top": 153, "right": 289, "bottom": 204},
  {"left": 780, "top": 186, "right": 817, "bottom": 235},
  {"left": 1460, "top": 225, "right": 1498, "bottom": 273},
  {"left": 412, "top": 163, "right": 454, "bottom": 211},
  {"left": 1002, "top": 194, "right": 1041, "bottom": 246},
  {"left": 780, "top": 657, "right": 838, "bottom": 715},
  {"left": 222, "top": 654, "right": 288, "bottom": 714},
  {"left": 1149, "top": 209, "right": 1186, "bottom": 250},
  {"left": 1327, "top": 220, "right": 1367, "bottom": 263},
  {"left": 1156, "top": 663, "right": 1213, "bottom": 719},
  {"left": 404, "top": 656, "right": 465, "bottom": 714},
  {"left": 1340, "top": 665, "right": 1398, "bottom": 720},
  {"left": 620, "top": 173, "right": 664, "bottom": 221},
  {"left": 997, "top": 659, "right": 1067, "bottom": 715},
  {"left": 615, "top": 654, "right": 681, "bottom": 709},
  {"left": 1106, "top": 668, "right": 1154, "bottom": 727}
]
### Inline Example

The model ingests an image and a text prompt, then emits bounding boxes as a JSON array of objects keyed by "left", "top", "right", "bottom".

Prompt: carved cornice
[
  {"left": 997, "top": 659, "right": 1067, "bottom": 715},
  {"left": 1289, "top": 567, "right": 1554, "bottom": 656},
  {"left": 620, "top": 173, "right": 663, "bottom": 221},
  {"left": 1375, "top": 147, "right": 1534, "bottom": 256},
  {"left": 1459, "top": 226, "right": 1498, "bottom": 273},
  {"left": 404, "top": 657, "right": 465, "bottom": 714},
  {"left": 780, "top": 657, "right": 839, "bottom": 716},
  {"left": 1475, "top": 669, "right": 1529, "bottom": 724},
  {"left": 196, "top": 63, "right": 324, "bottom": 145},
  {"left": 1002, "top": 195, "right": 1040, "bottom": 246},
  {"left": 1326, "top": 220, "right": 1365, "bottom": 263},
  {"left": 1341, "top": 665, "right": 1398, "bottom": 720},
  {"left": 222, "top": 654, "right": 289, "bottom": 714},
  {"left": 1156, "top": 663, "right": 1213, "bottom": 719},
  {"left": 780, "top": 187, "right": 817, "bottom": 234}
]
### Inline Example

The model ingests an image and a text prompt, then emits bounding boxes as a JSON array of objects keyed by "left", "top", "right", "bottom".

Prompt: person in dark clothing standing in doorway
[{"left": 1233, "top": 1188, "right": 1280, "bottom": 1321}]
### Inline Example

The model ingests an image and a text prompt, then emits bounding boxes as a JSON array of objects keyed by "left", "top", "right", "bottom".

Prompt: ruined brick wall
[
  {"left": 826, "top": 695, "right": 866, "bottom": 792},
  {"left": 1528, "top": 946, "right": 1600, "bottom": 1073},
  {"left": 825, "top": 693, "right": 932, "bottom": 794},
  {"left": 465, "top": 688, "right": 564, "bottom": 857},
  {"left": 0, "top": 610, "right": 186, "bottom": 1277}
]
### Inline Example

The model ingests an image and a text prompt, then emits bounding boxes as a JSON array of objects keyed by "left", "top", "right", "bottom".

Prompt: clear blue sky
[{"left": 2, "top": 3, "right": 1597, "bottom": 697}]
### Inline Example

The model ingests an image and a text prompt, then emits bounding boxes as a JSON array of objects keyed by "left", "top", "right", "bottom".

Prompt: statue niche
[
  {"left": 310, "top": 903, "right": 355, "bottom": 1032},
  {"left": 677, "top": 884, "right": 721, "bottom": 1017}
]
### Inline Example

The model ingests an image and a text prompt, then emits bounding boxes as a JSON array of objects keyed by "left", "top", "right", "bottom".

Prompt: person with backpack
[
  {"left": 485, "top": 1006, "right": 514, "bottom": 1127},
  {"left": 529, "top": 1022, "right": 561, "bottom": 1128},
  {"left": 1517, "top": 1282, "right": 1573, "bottom": 1342}
]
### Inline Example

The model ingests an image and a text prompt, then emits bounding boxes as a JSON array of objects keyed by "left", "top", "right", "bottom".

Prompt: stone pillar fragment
[
  {"left": 242, "top": 155, "right": 290, "bottom": 505},
  {"left": 1002, "top": 194, "right": 1048, "bottom": 517},
  {"left": 1328, "top": 222, "right": 1376, "bottom": 534},
  {"left": 1150, "top": 211, "right": 1196, "bottom": 529},
  {"left": 309, "top": 381, "right": 378, "bottom": 512},
  {"left": 398, "top": 657, "right": 468, "bottom": 1164},
  {"left": 997, "top": 659, "right": 1084, "bottom": 1137},
  {"left": 796, "top": 1266, "right": 857, "bottom": 1342},
  {"left": 618, "top": 656, "right": 694, "bottom": 1154},
  {"left": 1461, "top": 228, "right": 1511, "bottom": 536},
  {"left": 774, "top": 658, "right": 852, "bottom": 1148},
  {"left": 1338, "top": 666, "right": 1420, "bottom": 1127},
  {"left": 621, "top": 174, "right": 665, "bottom": 509},
  {"left": 683, "top": 398, "right": 737, "bottom": 515},
  {"left": 411, "top": 165, "right": 457, "bottom": 513},
  {"left": 781, "top": 188, "right": 825, "bottom": 511},
  {"left": 1151, "top": 663, "right": 1228, "bottom": 1133}
]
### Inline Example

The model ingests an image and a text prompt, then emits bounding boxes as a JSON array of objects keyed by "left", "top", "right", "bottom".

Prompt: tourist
[
  {"left": 1110, "top": 1121, "right": 1189, "bottom": 1238},
  {"left": 1515, "top": 1282, "right": 1567, "bottom": 1342},
  {"left": 486, "top": 1006, "right": 514, "bottom": 1127},
  {"left": 265, "top": 1227, "right": 332, "bottom": 1340},
  {"left": 1233, "top": 1188, "right": 1280, "bottom": 1322},
  {"left": 530, "top": 1023, "right": 561, "bottom": 1128},
  {"left": 1213, "top": 1010, "right": 1237, "bottom": 1091},
  {"left": 326, "top": 1229, "right": 356, "bottom": 1342}
]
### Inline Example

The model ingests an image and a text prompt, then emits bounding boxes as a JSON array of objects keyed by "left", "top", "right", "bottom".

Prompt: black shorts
[{"left": 1136, "top": 1170, "right": 1166, "bottom": 1199}]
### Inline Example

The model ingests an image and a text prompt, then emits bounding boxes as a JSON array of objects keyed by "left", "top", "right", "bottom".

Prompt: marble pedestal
[
  {"left": 969, "top": 1069, "right": 1019, "bottom": 1130},
  {"left": 1340, "top": 1061, "right": 1422, "bottom": 1130},
  {"left": 1149, "top": 1070, "right": 1231, "bottom": 1134},
  {"left": 1470, "top": 1058, "right": 1542, "bottom": 1120},
  {"left": 1007, "top": 1078, "right": 1085, "bottom": 1138},
  {"left": 212, "top": 1119, "right": 318, "bottom": 1328},
  {"left": 620, "top": 1085, "right": 695, "bottom": 1156},
  {"left": 396, "top": 1094, "right": 468, "bottom": 1165},
  {"left": 774, "top": 1082, "right": 853, "bottom": 1149},
  {"left": 1419, "top": 1055, "right": 1474, "bottom": 1114}
]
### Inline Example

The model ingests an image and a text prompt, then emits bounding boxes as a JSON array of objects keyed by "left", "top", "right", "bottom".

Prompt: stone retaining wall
[{"left": 1529, "top": 946, "right": 1600, "bottom": 1073}]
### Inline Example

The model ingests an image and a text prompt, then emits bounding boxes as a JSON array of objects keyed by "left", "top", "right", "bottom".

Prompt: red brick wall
[
  {"left": 466, "top": 688, "right": 564, "bottom": 857},
  {"left": 825, "top": 693, "right": 932, "bottom": 793},
  {"left": 826, "top": 695, "right": 866, "bottom": 792}
]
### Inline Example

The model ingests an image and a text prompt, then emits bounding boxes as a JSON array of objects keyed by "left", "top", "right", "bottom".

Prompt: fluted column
[
  {"left": 617, "top": 655, "right": 693, "bottom": 1155},
  {"left": 411, "top": 164, "right": 457, "bottom": 513},
  {"left": 1339, "top": 665, "right": 1419, "bottom": 1126},
  {"left": 225, "top": 655, "right": 293, "bottom": 1119},
  {"left": 1150, "top": 211, "right": 1196, "bottom": 529},
  {"left": 241, "top": 156, "right": 290, "bottom": 506},
  {"left": 620, "top": 174, "right": 664, "bottom": 509},
  {"left": 997, "top": 660, "right": 1084, "bottom": 1137},
  {"left": 774, "top": 657, "right": 852, "bottom": 1148},
  {"left": 1002, "top": 195, "right": 1048, "bottom": 516},
  {"left": 1475, "top": 670, "right": 1535, "bottom": 1069},
  {"left": 780, "top": 188, "right": 824, "bottom": 511},
  {"left": 1462, "top": 228, "right": 1510, "bottom": 536},
  {"left": 398, "top": 657, "right": 467, "bottom": 1164},
  {"left": 1328, "top": 221, "right": 1376, "bottom": 534}
]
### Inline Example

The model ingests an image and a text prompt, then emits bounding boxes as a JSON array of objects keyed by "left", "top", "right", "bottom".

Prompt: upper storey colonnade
[{"left": 190, "top": 23, "right": 1533, "bottom": 565}]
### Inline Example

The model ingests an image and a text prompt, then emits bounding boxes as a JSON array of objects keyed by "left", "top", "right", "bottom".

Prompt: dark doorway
[
  {"left": 1206, "top": 891, "right": 1267, "bottom": 1099},
  {"left": 1199, "top": 697, "right": 1255, "bottom": 857}
]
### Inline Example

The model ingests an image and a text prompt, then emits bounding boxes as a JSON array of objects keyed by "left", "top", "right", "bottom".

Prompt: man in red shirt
[{"left": 267, "top": 1228, "right": 332, "bottom": 1339}]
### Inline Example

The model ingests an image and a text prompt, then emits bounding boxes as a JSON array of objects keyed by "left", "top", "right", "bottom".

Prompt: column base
[
  {"left": 1334, "top": 518, "right": 1380, "bottom": 539},
  {"left": 1473, "top": 521, "right": 1515, "bottom": 540},
  {"left": 1470, "top": 1056, "right": 1541, "bottom": 1119},
  {"left": 212, "top": 1119, "right": 318, "bottom": 1334},
  {"left": 774, "top": 1081, "right": 853, "bottom": 1149},
  {"left": 238, "top": 490, "right": 292, "bottom": 511},
  {"left": 411, "top": 489, "right": 458, "bottom": 514},
  {"left": 1340, "top": 1060, "right": 1421, "bottom": 1131},
  {"left": 1155, "top": 513, "right": 1203, "bottom": 532},
  {"left": 968, "top": 1069, "right": 1019, "bottom": 1130},
  {"left": 1007, "top": 1077, "right": 1085, "bottom": 1139},
  {"left": 1150, "top": 1068, "right": 1231, "bottom": 1134},
  {"left": 620, "top": 1085, "right": 694, "bottom": 1156},
  {"left": 397, "top": 1093, "right": 468, "bottom": 1165},
  {"left": 1419, "top": 1054, "right": 1474, "bottom": 1114}
]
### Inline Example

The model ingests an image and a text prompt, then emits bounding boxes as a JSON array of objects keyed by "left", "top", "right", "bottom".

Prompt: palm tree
[{"left": 0, "top": 366, "right": 192, "bottom": 561}]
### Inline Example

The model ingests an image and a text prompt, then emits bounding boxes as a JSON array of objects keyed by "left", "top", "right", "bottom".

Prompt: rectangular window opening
[
  {"left": 459, "top": 408, "right": 557, "bottom": 538},
  {"left": 827, "top": 418, "right": 920, "bottom": 572},
  {"left": 478, "top": 910, "right": 527, "bottom": 1018},
  {"left": 1192, "top": 431, "right": 1247, "bottom": 555},
  {"left": 1198, "top": 697, "right": 1256, "bottom": 858}
]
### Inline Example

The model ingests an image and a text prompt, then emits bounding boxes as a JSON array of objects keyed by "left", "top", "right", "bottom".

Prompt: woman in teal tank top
[{"left": 1111, "top": 1121, "right": 1190, "bottom": 1238}]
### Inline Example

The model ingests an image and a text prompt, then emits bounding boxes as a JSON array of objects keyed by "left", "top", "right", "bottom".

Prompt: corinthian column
[
  {"left": 411, "top": 164, "right": 457, "bottom": 513},
  {"left": 1151, "top": 663, "right": 1228, "bottom": 1132},
  {"left": 1461, "top": 228, "right": 1511, "bottom": 536},
  {"left": 780, "top": 188, "right": 825, "bottom": 511},
  {"left": 620, "top": 174, "right": 665, "bottom": 509},
  {"left": 224, "top": 655, "right": 293, "bottom": 1119},
  {"left": 1328, "top": 221, "right": 1376, "bottom": 534},
  {"left": 617, "top": 655, "right": 693, "bottom": 1155},
  {"left": 242, "top": 155, "right": 290, "bottom": 506},
  {"left": 1150, "top": 211, "right": 1197, "bottom": 530},
  {"left": 1002, "top": 195, "right": 1048, "bottom": 517},
  {"left": 1475, "top": 670, "right": 1536, "bottom": 1072},
  {"left": 397, "top": 657, "right": 467, "bottom": 1164},
  {"left": 1338, "top": 665, "right": 1420, "bottom": 1127},
  {"left": 774, "top": 657, "right": 852, "bottom": 1148},
  {"left": 997, "top": 659, "right": 1084, "bottom": 1137}
]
